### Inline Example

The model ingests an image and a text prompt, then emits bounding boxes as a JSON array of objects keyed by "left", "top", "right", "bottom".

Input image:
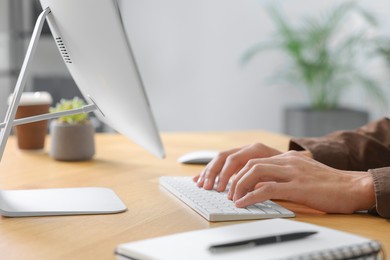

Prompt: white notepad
[{"left": 115, "top": 218, "right": 382, "bottom": 260}]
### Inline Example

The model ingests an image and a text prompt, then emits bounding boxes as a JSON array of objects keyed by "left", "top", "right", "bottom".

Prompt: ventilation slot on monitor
[{"left": 55, "top": 37, "right": 73, "bottom": 64}]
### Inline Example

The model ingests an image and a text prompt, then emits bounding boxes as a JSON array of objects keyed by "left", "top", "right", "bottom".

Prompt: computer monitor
[
  {"left": 0, "top": 0, "right": 165, "bottom": 217},
  {"left": 41, "top": 0, "right": 165, "bottom": 158}
]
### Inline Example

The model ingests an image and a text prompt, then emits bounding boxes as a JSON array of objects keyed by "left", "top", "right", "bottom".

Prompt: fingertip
[
  {"left": 196, "top": 176, "right": 204, "bottom": 187},
  {"left": 216, "top": 183, "right": 226, "bottom": 192},
  {"left": 203, "top": 178, "right": 213, "bottom": 190},
  {"left": 235, "top": 198, "right": 246, "bottom": 208},
  {"left": 233, "top": 192, "right": 246, "bottom": 204},
  {"left": 233, "top": 194, "right": 239, "bottom": 203},
  {"left": 193, "top": 175, "right": 199, "bottom": 182}
]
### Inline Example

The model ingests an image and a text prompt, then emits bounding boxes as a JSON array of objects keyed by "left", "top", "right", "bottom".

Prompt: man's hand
[
  {"left": 229, "top": 151, "right": 375, "bottom": 214},
  {"left": 193, "top": 143, "right": 282, "bottom": 191}
]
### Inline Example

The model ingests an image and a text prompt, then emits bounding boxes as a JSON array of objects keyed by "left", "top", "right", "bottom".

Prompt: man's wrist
[
  {"left": 351, "top": 172, "right": 376, "bottom": 211},
  {"left": 299, "top": 150, "right": 313, "bottom": 159}
]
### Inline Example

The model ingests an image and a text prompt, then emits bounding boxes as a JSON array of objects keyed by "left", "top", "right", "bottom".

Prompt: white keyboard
[{"left": 160, "top": 176, "right": 295, "bottom": 222}]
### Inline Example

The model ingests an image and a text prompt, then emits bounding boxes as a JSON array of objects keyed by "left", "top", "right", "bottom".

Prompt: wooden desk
[{"left": 0, "top": 132, "right": 389, "bottom": 259}]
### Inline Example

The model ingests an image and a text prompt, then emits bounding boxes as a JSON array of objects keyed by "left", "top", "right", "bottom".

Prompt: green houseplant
[
  {"left": 49, "top": 97, "right": 95, "bottom": 161},
  {"left": 242, "top": 2, "right": 386, "bottom": 136},
  {"left": 377, "top": 39, "right": 390, "bottom": 68}
]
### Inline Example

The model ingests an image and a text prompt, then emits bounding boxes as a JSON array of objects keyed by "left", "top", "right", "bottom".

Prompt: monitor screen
[{"left": 39, "top": 0, "right": 165, "bottom": 158}]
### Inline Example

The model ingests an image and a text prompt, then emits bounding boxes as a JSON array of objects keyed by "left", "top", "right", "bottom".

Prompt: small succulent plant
[{"left": 50, "top": 97, "right": 89, "bottom": 124}]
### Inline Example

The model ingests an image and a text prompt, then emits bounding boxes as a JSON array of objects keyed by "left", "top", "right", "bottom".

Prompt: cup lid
[{"left": 8, "top": 92, "right": 53, "bottom": 106}]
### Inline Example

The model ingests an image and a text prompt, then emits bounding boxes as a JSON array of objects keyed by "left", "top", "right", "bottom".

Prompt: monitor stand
[
  {"left": 0, "top": 188, "right": 127, "bottom": 217},
  {"left": 0, "top": 8, "right": 127, "bottom": 217}
]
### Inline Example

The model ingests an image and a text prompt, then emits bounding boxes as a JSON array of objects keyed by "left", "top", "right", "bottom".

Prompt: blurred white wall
[
  {"left": 119, "top": 0, "right": 390, "bottom": 132},
  {"left": 3, "top": 0, "right": 390, "bottom": 133}
]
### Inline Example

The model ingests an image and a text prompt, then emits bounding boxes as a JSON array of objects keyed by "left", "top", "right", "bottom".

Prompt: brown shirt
[{"left": 288, "top": 117, "right": 390, "bottom": 218}]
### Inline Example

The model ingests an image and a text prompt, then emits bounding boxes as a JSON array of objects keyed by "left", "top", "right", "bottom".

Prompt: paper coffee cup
[{"left": 8, "top": 92, "right": 53, "bottom": 150}]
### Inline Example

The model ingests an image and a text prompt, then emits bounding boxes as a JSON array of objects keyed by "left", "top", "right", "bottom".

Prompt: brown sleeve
[
  {"left": 368, "top": 167, "right": 390, "bottom": 218},
  {"left": 288, "top": 117, "right": 390, "bottom": 171}
]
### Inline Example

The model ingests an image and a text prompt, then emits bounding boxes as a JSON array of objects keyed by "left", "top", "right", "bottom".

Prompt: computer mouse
[{"left": 177, "top": 150, "right": 219, "bottom": 165}]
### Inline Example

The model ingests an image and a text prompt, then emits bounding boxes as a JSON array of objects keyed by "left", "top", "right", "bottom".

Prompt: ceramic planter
[
  {"left": 284, "top": 107, "right": 368, "bottom": 137},
  {"left": 49, "top": 121, "right": 95, "bottom": 161}
]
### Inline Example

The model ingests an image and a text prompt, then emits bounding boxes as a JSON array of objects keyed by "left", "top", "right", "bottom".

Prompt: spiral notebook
[{"left": 115, "top": 218, "right": 382, "bottom": 260}]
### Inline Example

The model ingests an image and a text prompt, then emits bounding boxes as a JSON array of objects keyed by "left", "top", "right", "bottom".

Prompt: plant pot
[
  {"left": 284, "top": 107, "right": 368, "bottom": 137},
  {"left": 49, "top": 121, "right": 95, "bottom": 161}
]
